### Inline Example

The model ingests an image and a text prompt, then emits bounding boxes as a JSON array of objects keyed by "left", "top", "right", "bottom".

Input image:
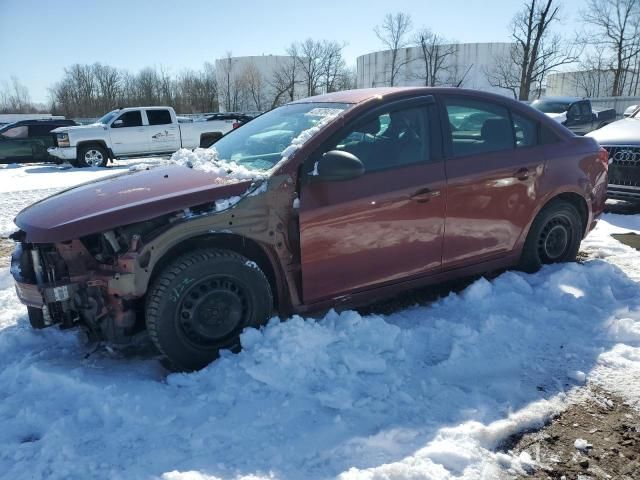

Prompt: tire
[
  {"left": 77, "top": 144, "right": 109, "bottom": 168},
  {"left": 146, "top": 249, "right": 273, "bottom": 371},
  {"left": 518, "top": 200, "right": 583, "bottom": 273},
  {"left": 27, "top": 306, "right": 46, "bottom": 329}
]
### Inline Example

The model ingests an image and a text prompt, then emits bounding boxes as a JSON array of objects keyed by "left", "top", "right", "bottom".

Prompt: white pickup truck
[{"left": 48, "top": 106, "right": 234, "bottom": 167}]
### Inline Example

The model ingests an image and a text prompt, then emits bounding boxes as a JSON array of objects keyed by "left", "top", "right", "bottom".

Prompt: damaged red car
[{"left": 10, "top": 88, "right": 608, "bottom": 370}]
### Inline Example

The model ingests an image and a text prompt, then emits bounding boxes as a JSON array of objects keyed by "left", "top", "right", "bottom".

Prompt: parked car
[
  {"left": 10, "top": 87, "right": 608, "bottom": 370},
  {"left": 0, "top": 119, "right": 77, "bottom": 164},
  {"left": 206, "top": 112, "right": 255, "bottom": 130},
  {"left": 623, "top": 105, "right": 639, "bottom": 118},
  {"left": 47, "top": 106, "right": 234, "bottom": 167},
  {"left": 531, "top": 97, "right": 616, "bottom": 135},
  {"left": 586, "top": 106, "right": 640, "bottom": 204}
]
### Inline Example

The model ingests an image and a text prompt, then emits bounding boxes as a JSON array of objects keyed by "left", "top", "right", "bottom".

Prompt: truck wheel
[
  {"left": 77, "top": 144, "right": 109, "bottom": 168},
  {"left": 27, "top": 306, "right": 46, "bottom": 329},
  {"left": 146, "top": 249, "right": 273, "bottom": 371},
  {"left": 518, "top": 200, "right": 583, "bottom": 273}
]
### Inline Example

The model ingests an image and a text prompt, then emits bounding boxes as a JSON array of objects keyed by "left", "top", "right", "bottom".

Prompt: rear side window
[
  {"left": 512, "top": 113, "right": 538, "bottom": 148},
  {"left": 443, "top": 97, "right": 514, "bottom": 157},
  {"left": 29, "top": 125, "right": 56, "bottom": 137},
  {"left": 147, "top": 109, "right": 172, "bottom": 125},
  {"left": 113, "top": 111, "right": 142, "bottom": 128},
  {"left": 0, "top": 125, "right": 28, "bottom": 138},
  {"left": 579, "top": 102, "right": 591, "bottom": 116},
  {"left": 326, "top": 105, "right": 430, "bottom": 173}
]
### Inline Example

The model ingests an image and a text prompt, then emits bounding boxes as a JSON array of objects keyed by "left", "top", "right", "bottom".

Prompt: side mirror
[
  {"left": 623, "top": 105, "right": 639, "bottom": 118},
  {"left": 112, "top": 119, "right": 124, "bottom": 128},
  {"left": 309, "top": 150, "right": 365, "bottom": 182}
]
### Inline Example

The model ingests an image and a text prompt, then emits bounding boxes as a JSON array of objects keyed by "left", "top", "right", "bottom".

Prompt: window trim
[
  {"left": 304, "top": 95, "right": 441, "bottom": 179},
  {"left": 146, "top": 108, "right": 173, "bottom": 126}
]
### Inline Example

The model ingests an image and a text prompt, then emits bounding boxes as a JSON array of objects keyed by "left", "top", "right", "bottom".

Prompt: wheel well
[
  {"left": 77, "top": 141, "right": 112, "bottom": 159},
  {"left": 553, "top": 192, "right": 589, "bottom": 235},
  {"left": 149, "top": 233, "right": 281, "bottom": 309}
]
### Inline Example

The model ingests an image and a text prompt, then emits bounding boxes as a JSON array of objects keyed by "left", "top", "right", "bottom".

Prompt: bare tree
[
  {"left": 413, "top": 28, "right": 456, "bottom": 86},
  {"left": 241, "top": 62, "right": 266, "bottom": 111},
  {"left": 487, "top": 0, "right": 579, "bottom": 100},
  {"left": 581, "top": 0, "right": 640, "bottom": 96},
  {"left": 0, "top": 76, "right": 36, "bottom": 113},
  {"left": 320, "top": 41, "right": 347, "bottom": 93},
  {"left": 374, "top": 12, "right": 413, "bottom": 86},
  {"left": 296, "top": 39, "right": 326, "bottom": 96}
]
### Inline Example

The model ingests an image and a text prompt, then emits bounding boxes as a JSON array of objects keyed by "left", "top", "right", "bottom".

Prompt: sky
[{"left": 0, "top": 0, "right": 585, "bottom": 104}]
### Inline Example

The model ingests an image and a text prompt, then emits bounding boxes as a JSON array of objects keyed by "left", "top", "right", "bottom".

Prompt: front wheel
[
  {"left": 77, "top": 144, "right": 109, "bottom": 168},
  {"left": 146, "top": 249, "right": 273, "bottom": 371},
  {"left": 518, "top": 200, "right": 583, "bottom": 273}
]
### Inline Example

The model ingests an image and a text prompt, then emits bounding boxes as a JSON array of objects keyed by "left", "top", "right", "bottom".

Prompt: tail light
[
  {"left": 598, "top": 147, "right": 609, "bottom": 171},
  {"left": 232, "top": 122, "right": 240, "bottom": 129}
]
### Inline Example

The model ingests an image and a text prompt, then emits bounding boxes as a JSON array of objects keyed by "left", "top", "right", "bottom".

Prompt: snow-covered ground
[{"left": 0, "top": 163, "right": 639, "bottom": 479}]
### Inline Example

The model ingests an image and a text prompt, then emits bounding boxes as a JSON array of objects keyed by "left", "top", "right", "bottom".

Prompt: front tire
[
  {"left": 27, "top": 306, "right": 46, "bottom": 329},
  {"left": 519, "top": 200, "right": 583, "bottom": 273},
  {"left": 146, "top": 249, "right": 273, "bottom": 371},
  {"left": 77, "top": 144, "right": 109, "bottom": 168}
]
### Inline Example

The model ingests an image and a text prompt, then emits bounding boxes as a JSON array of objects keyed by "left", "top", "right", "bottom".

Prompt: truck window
[
  {"left": 579, "top": 102, "right": 591, "bottom": 116},
  {"left": 113, "top": 111, "right": 142, "bottom": 128},
  {"left": 147, "top": 109, "right": 172, "bottom": 125}
]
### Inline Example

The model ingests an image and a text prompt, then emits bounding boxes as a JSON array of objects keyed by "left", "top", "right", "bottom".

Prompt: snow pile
[
  {"left": 0, "top": 214, "right": 639, "bottom": 478},
  {"left": 281, "top": 110, "right": 342, "bottom": 160},
  {"left": 170, "top": 148, "right": 267, "bottom": 181},
  {"left": 574, "top": 438, "right": 591, "bottom": 451}
]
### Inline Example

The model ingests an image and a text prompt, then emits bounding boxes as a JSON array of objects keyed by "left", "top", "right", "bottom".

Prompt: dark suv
[{"left": 0, "top": 119, "right": 77, "bottom": 164}]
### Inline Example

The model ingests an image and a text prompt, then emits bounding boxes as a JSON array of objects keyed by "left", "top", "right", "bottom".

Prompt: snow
[
  {"left": 1, "top": 160, "right": 640, "bottom": 479},
  {"left": 574, "top": 438, "right": 591, "bottom": 451},
  {"left": 170, "top": 148, "right": 268, "bottom": 181},
  {"left": 281, "top": 110, "right": 342, "bottom": 161}
]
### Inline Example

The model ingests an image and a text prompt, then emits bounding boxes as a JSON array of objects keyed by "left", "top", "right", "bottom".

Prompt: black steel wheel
[
  {"left": 519, "top": 200, "right": 583, "bottom": 273},
  {"left": 146, "top": 249, "right": 273, "bottom": 371}
]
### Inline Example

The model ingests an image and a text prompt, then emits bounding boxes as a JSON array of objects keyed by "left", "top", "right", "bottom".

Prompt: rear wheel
[
  {"left": 146, "top": 249, "right": 273, "bottom": 371},
  {"left": 77, "top": 144, "right": 109, "bottom": 167},
  {"left": 519, "top": 200, "right": 583, "bottom": 273},
  {"left": 27, "top": 306, "right": 46, "bottom": 329}
]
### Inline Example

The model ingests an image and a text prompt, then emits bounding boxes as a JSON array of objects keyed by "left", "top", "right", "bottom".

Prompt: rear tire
[
  {"left": 27, "top": 306, "right": 46, "bottom": 329},
  {"left": 146, "top": 249, "right": 273, "bottom": 371},
  {"left": 518, "top": 200, "right": 583, "bottom": 273},
  {"left": 77, "top": 144, "right": 109, "bottom": 168}
]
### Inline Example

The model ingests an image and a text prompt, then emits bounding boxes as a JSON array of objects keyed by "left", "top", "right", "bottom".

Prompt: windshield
[
  {"left": 530, "top": 100, "right": 571, "bottom": 114},
  {"left": 97, "top": 110, "right": 119, "bottom": 125},
  {"left": 211, "top": 102, "right": 350, "bottom": 171}
]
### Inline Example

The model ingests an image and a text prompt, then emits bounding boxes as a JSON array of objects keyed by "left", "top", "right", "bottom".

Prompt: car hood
[
  {"left": 51, "top": 124, "right": 104, "bottom": 134},
  {"left": 15, "top": 165, "right": 255, "bottom": 243},
  {"left": 586, "top": 117, "right": 640, "bottom": 145},
  {"left": 545, "top": 112, "right": 567, "bottom": 123}
]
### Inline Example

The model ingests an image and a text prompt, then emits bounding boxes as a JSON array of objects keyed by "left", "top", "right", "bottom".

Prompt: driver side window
[
  {"left": 112, "top": 111, "right": 142, "bottom": 128},
  {"left": 326, "top": 106, "right": 430, "bottom": 173}
]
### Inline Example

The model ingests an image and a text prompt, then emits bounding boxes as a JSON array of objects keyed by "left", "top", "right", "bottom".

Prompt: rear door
[
  {"left": 28, "top": 124, "right": 57, "bottom": 159},
  {"left": 146, "top": 108, "right": 180, "bottom": 152},
  {"left": 299, "top": 97, "right": 446, "bottom": 303},
  {"left": 440, "top": 95, "right": 545, "bottom": 269},
  {"left": 109, "top": 110, "right": 148, "bottom": 155}
]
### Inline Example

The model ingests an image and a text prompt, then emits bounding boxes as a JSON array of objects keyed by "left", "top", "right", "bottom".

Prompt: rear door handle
[
  {"left": 515, "top": 168, "right": 530, "bottom": 181},
  {"left": 410, "top": 188, "right": 441, "bottom": 203}
]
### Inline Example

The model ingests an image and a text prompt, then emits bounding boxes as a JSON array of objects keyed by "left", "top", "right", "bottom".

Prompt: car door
[
  {"left": 0, "top": 125, "right": 33, "bottom": 163},
  {"left": 564, "top": 101, "right": 593, "bottom": 135},
  {"left": 298, "top": 97, "right": 446, "bottom": 303},
  {"left": 28, "top": 124, "right": 56, "bottom": 160},
  {"left": 146, "top": 108, "right": 180, "bottom": 153},
  {"left": 109, "top": 110, "right": 149, "bottom": 155},
  {"left": 440, "top": 95, "right": 545, "bottom": 269}
]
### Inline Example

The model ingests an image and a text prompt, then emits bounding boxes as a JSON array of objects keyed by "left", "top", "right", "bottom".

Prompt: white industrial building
[
  {"left": 356, "top": 42, "right": 515, "bottom": 96},
  {"left": 214, "top": 55, "right": 305, "bottom": 112},
  {"left": 546, "top": 70, "right": 640, "bottom": 98}
]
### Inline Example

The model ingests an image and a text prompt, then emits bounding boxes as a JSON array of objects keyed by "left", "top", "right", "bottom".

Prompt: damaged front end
[{"left": 10, "top": 223, "right": 160, "bottom": 342}]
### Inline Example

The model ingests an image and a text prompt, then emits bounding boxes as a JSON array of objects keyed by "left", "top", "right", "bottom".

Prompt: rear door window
[
  {"left": 1, "top": 125, "right": 28, "bottom": 138},
  {"left": 443, "top": 97, "right": 514, "bottom": 157},
  {"left": 29, "top": 125, "right": 56, "bottom": 137},
  {"left": 512, "top": 113, "right": 538, "bottom": 148},
  {"left": 146, "top": 109, "right": 172, "bottom": 125}
]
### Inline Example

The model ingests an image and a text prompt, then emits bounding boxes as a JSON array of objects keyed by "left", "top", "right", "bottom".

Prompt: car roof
[
  {"left": 5, "top": 119, "right": 75, "bottom": 126},
  {"left": 535, "top": 96, "right": 584, "bottom": 103}
]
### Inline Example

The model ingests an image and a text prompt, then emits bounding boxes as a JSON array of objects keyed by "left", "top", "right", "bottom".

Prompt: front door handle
[
  {"left": 515, "top": 168, "right": 530, "bottom": 181},
  {"left": 410, "top": 188, "right": 441, "bottom": 203}
]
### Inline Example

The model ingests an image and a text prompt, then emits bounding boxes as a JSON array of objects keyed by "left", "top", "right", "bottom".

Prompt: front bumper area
[
  {"left": 47, "top": 146, "right": 77, "bottom": 161},
  {"left": 607, "top": 185, "right": 640, "bottom": 203}
]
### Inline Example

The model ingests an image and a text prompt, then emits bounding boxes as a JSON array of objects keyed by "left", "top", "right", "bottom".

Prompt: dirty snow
[
  {"left": 1, "top": 160, "right": 640, "bottom": 479},
  {"left": 281, "top": 110, "right": 341, "bottom": 160}
]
